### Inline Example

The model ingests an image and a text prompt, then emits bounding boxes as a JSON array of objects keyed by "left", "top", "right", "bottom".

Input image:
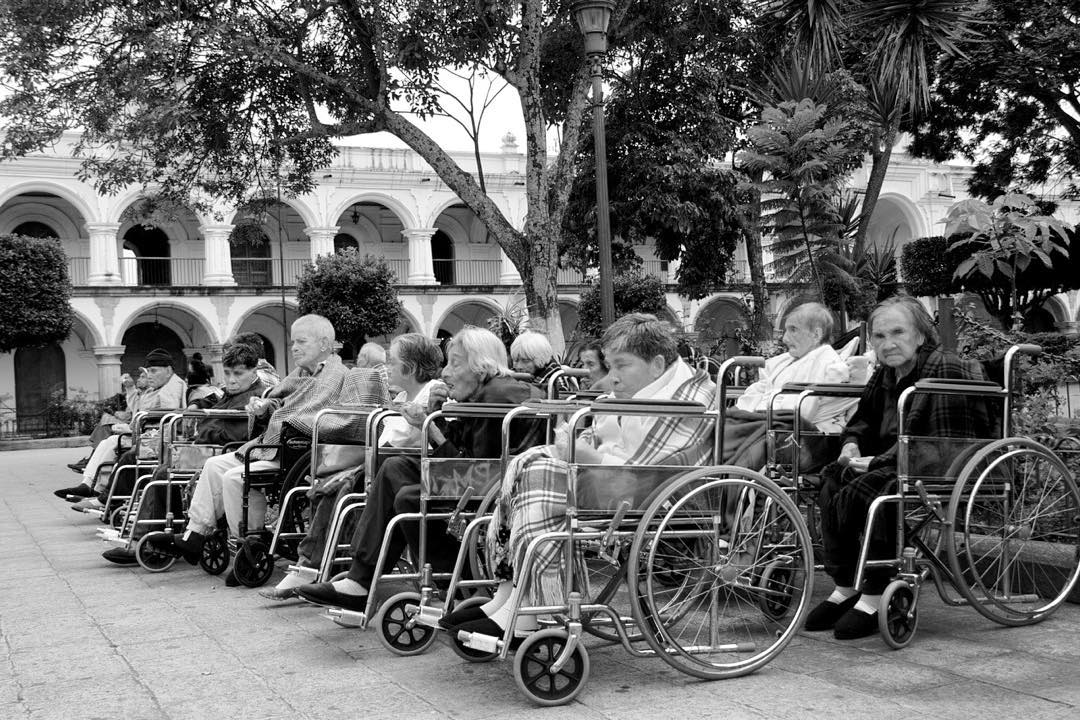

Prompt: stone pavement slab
[{"left": 3, "top": 447, "right": 1079, "bottom": 719}]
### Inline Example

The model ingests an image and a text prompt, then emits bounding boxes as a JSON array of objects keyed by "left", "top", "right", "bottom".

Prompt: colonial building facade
[{"left": 2, "top": 131, "right": 1079, "bottom": 431}]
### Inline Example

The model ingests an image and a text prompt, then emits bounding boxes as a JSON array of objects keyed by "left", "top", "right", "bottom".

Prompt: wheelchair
[
  {"left": 98, "top": 409, "right": 250, "bottom": 572},
  {"left": 434, "top": 367, "right": 815, "bottom": 705},
  {"left": 85, "top": 410, "right": 174, "bottom": 528},
  {"left": 838, "top": 344, "right": 1080, "bottom": 648},
  {"left": 318, "top": 403, "right": 540, "bottom": 652}
]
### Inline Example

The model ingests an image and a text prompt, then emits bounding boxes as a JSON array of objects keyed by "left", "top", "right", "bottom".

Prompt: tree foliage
[
  {"left": 909, "top": 0, "right": 1080, "bottom": 198},
  {"left": 0, "top": 234, "right": 73, "bottom": 352},
  {"left": 943, "top": 194, "right": 1077, "bottom": 328},
  {"left": 900, "top": 236, "right": 954, "bottom": 298},
  {"left": 577, "top": 270, "right": 669, "bottom": 339},
  {"left": 295, "top": 250, "right": 401, "bottom": 349}
]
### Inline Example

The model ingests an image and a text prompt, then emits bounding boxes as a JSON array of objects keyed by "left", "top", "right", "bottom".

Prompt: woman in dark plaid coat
[{"left": 806, "top": 296, "right": 994, "bottom": 640}]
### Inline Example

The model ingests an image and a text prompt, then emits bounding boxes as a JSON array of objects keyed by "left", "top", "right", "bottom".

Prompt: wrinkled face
[
  {"left": 580, "top": 349, "right": 605, "bottom": 383},
  {"left": 512, "top": 352, "right": 538, "bottom": 376},
  {"left": 291, "top": 326, "right": 328, "bottom": 371},
  {"left": 442, "top": 345, "right": 483, "bottom": 401},
  {"left": 222, "top": 364, "right": 257, "bottom": 394},
  {"left": 870, "top": 306, "right": 924, "bottom": 373},
  {"left": 602, "top": 349, "right": 666, "bottom": 397},
  {"left": 781, "top": 314, "right": 822, "bottom": 359},
  {"left": 145, "top": 365, "right": 173, "bottom": 389},
  {"left": 387, "top": 344, "right": 409, "bottom": 389}
]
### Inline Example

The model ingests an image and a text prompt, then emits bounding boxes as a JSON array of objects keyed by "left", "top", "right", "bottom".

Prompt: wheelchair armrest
[
  {"left": 799, "top": 383, "right": 865, "bottom": 396},
  {"left": 591, "top": 398, "right": 707, "bottom": 416},
  {"left": 438, "top": 403, "right": 522, "bottom": 418},
  {"left": 522, "top": 398, "right": 593, "bottom": 416},
  {"left": 913, "top": 379, "right": 1003, "bottom": 395}
]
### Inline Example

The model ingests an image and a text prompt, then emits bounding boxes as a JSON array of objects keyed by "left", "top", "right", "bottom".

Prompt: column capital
[
  {"left": 304, "top": 225, "right": 341, "bottom": 240},
  {"left": 93, "top": 345, "right": 126, "bottom": 360},
  {"left": 200, "top": 223, "right": 235, "bottom": 237},
  {"left": 401, "top": 227, "right": 438, "bottom": 240},
  {"left": 85, "top": 222, "right": 121, "bottom": 235},
  {"left": 305, "top": 225, "right": 339, "bottom": 262}
]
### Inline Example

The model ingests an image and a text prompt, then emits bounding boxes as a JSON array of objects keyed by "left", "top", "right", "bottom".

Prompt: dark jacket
[
  {"left": 433, "top": 374, "right": 543, "bottom": 459},
  {"left": 194, "top": 379, "right": 267, "bottom": 446},
  {"left": 843, "top": 344, "right": 994, "bottom": 473}
]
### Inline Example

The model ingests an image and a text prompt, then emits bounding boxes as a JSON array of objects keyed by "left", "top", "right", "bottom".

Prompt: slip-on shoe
[
  {"left": 438, "top": 604, "right": 487, "bottom": 631},
  {"left": 296, "top": 582, "right": 368, "bottom": 613},
  {"left": 834, "top": 607, "right": 879, "bottom": 640},
  {"left": 102, "top": 547, "right": 138, "bottom": 566},
  {"left": 804, "top": 593, "right": 860, "bottom": 631}
]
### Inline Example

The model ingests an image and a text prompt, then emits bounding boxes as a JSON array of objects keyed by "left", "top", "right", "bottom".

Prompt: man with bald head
[{"left": 152, "top": 315, "right": 350, "bottom": 580}]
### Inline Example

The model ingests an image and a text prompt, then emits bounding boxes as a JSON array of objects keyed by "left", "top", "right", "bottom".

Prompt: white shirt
[
  {"left": 378, "top": 379, "right": 439, "bottom": 447},
  {"left": 735, "top": 344, "right": 852, "bottom": 431}
]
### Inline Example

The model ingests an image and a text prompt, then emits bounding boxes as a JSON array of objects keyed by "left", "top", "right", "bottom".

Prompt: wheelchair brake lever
[
  {"left": 914, "top": 479, "right": 946, "bottom": 523},
  {"left": 446, "top": 486, "right": 476, "bottom": 540},
  {"left": 598, "top": 500, "right": 632, "bottom": 565}
]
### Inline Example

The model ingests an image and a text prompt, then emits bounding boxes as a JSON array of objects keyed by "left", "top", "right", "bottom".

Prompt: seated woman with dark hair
[
  {"left": 805, "top": 295, "right": 993, "bottom": 639},
  {"left": 260, "top": 333, "right": 445, "bottom": 600},
  {"left": 441, "top": 313, "right": 716, "bottom": 640},
  {"left": 295, "top": 326, "right": 544, "bottom": 611}
]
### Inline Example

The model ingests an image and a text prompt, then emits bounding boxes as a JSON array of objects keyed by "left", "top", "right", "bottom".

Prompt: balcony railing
[
  {"left": 384, "top": 259, "right": 410, "bottom": 282},
  {"left": 433, "top": 259, "right": 501, "bottom": 285},
  {"left": 68, "top": 257, "right": 91, "bottom": 285},
  {"left": 119, "top": 256, "right": 205, "bottom": 286},
  {"left": 232, "top": 258, "right": 311, "bottom": 286}
]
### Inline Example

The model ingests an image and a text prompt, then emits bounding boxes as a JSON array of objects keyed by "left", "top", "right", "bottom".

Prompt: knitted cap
[{"left": 145, "top": 348, "right": 174, "bottom": 367}]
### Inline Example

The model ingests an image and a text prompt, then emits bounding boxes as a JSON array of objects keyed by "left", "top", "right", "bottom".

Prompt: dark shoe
[
  {"left": 102, "top": 547, "right": 138, "bottom": 566},
  {"left": 54, "top": 484, "right": 93, "bottom": 499},
  {"left": 225, "top": 568, "right": 241, "bottom": 587},
  {"left": 454, "top": 617, "right": 527, "bottom": 650},
  {"left": 804, "top": 594, "right": 860, "bottom": 631},
  {"left": 834, "top": 607, "right": 879, "bottom": 640},
  {"left": 149, "top": 531, "right": 204, "bottom": 565},
  {"left": 67, "top": 458, "right": 89, "bottom": 473},
  {"left": 296, "top": 582, "right": 368, "bottom": 612},
  {"left": 438, "top": 604, "right": 487, "bottom": 631}
]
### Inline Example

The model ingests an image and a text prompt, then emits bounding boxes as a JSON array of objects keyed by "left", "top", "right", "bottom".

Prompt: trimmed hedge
[{"left": 900, "top": 236, "right": 956, "bottom": 297}]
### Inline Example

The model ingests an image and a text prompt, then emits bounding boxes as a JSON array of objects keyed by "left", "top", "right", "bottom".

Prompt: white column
[
  {"left": 200, "top": 224, "right": 236, "bottom": 286},
  {"left": 305, "top": 225, "right": 339, "bottom": 263},
  {"left": 86, "top": 223, "right": 122, "bottom": 286},
  {"left": 403, "top": 228, "right": 437, "bottom": 285},
  {"left": 205, "top": 343, "right": 226, "bottom": 379},
  {"left": 499, "top": 248, "right": 521, "bottom": 285},
  {"left": 93, "top": 345, "right": 126, "bottom": 398},
  {"left": 667, "top": 257, "right": 680, "bottom": 284}
]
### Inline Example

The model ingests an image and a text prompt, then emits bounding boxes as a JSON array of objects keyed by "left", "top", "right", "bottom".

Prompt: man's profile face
[
  {"left": 145, "top": 365, "right": 173, "bottom": 389},
  {"left": 781, "top": 314, "right": 821, "bottom": 359},
  {"left": 291, "top": 326, "right": 327, "bottom": 370}
]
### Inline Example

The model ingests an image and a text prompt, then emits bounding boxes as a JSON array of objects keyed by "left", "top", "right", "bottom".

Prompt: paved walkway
[{"left": 3, "top": 447, "right": 1079, "bottom": 719}]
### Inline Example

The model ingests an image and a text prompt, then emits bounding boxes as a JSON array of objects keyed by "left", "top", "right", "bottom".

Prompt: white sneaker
[{"left": 72, "top": 497, "right": 104, "bottom": 512}]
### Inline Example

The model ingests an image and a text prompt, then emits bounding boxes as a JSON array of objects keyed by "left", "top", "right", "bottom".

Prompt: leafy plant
[
  {"left": 577, "top": 270, "right": 669, "bottom": 339},
  {"left": 900, "top": 236, "right": 955, "bottom": 297},
  {"left": 295, "top": 250, "right": 401, "bottom": 350},
  {"left": 944, "top": 193, "right": 1075, "bottom": 328},
  {"left": 0, "top": 234, "right": 73, "bottom": 352}
]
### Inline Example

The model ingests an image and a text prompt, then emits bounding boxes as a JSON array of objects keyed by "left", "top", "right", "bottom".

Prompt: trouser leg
[
  {"left": 83, "top": 435, "right": 120, "bottom": 487},
  {"left": 818, "top": 464, "right": 897, "bottom": 593},
  {"left": 346, "top": 455, "right": 420, "bottom": 586},
  {"left": 97, "top": 450, "right": 140, "bottom": 501},
  {"left": 221, "top": 459, "right": 279, "bottom": 537},
  {"left": 187, "top": 453, "right": 240, "bottom": 535}
]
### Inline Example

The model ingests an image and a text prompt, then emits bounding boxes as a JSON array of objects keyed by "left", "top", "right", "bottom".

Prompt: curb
[{"left": 0, "top": 436, "right": 90, "bottom": 452}]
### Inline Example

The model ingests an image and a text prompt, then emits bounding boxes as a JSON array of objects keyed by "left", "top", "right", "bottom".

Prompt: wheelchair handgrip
[{"left": 1016, "top": 343, "right": 1042, "bottom": 356}]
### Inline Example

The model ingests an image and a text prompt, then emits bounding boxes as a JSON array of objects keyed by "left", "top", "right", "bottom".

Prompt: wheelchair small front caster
[
  {"left": 879, "top": 579, "right": 918, "bottom": 649},
  {"left": 135, "top": 533, "right": 176, "bottom": 573},
  {"left": 232, "top": 538, "right": 274, "bottom": 587},
  {"left": 513, "top": 629, "right": 590, "bottom": 706},
  {"left": 375, "top": 592, "right": 438, "bottom": 656},
  {"left": 200, "top": 531, "right": 229, "bottom": 576}
]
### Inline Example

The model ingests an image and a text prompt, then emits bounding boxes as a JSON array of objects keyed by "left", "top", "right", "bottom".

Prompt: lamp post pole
[{"left": 573, "top": 0, "right": 616, "bottom": 330}]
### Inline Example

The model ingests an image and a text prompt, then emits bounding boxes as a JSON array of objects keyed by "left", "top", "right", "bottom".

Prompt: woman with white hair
[{"left": 296, "top": 326, "right": 544, "bottom": 611}]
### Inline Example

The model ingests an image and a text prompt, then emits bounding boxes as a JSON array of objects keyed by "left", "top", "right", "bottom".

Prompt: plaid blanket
[{"left": 487, "top": 360, "right": 715, "bottom": 605}]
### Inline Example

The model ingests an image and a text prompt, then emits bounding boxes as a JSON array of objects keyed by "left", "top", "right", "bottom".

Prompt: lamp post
[{"left": 572, "top": 0, "right": 616, "bottom": 330}]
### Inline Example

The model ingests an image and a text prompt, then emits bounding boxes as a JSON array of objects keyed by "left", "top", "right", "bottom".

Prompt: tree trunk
[
  {"left": 742, "top": 172, "right": 771, "bottom": 342},
  {"left": 853, "top": 118, "right": 899, "bottom": 256}
]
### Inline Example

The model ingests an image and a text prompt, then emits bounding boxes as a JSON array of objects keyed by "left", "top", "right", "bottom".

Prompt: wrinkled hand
[
  {"left": 399, "top": 402, "right": 428, "bottom": 429},
  {"left": 246, "top": 397, "right": 271, "bottom": 417},
  {"left": 427, "top": 381, "right": 450, "bottom": 414},
  {"left": 839, "top": 442, "right": 860, "bottom": 461}
]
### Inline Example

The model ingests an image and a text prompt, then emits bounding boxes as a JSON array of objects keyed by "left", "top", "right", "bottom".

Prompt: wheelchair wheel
[
  {"left": 629, "top": 466, "right": 813, "bottom": 681},
  {"left": 200, "top": 531, "right": 229, "bottom": 576},
  {"left": 946, "top": 438, "right": 1080, "bottom": 626},
  {"left": 447, "top": 596, "right": 498, "bottom": 663},
  {"left": 374, "top": 592, "right": 438, "bottom": 656},
  {"left": 135, "top": 533, "right": 176, "bottom": 573},
  {"left": 467, "top": 482, "right": 502, "bottom": 582},
  {"left": 109, "top": 504, "right": 127, "bottom": 530},
  {"left": 233, "top": 538, "right": 274, "bottom": 587},
  {"left": 273, "top": 452, "right": 313, "bottom": 561},
  {"left": 513, "top": 629, "right": 590, "bottom": 707},
  {"left": 879, "top": 580, "right": 918, "bottom": 649}
]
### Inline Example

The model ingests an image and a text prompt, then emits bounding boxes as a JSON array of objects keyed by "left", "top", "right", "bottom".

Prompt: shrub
[{"left": 900, "top": 236, "right": 955, "bottom": 297}]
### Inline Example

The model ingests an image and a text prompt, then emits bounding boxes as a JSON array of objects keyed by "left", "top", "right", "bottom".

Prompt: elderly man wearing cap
[{"left": 56, "top": 347, "right": 187, "bottom": 504}]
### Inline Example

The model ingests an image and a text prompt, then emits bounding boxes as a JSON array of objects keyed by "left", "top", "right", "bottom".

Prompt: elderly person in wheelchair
[
  {"left": 806, "top": 296, "right": 994, "bottom": 639},
  {"left": 151, "top": 315, "right": 350, "bottom": 578},
  {"left": 721, "top": 301, "right": 853, "bottom": 470},
  {"left": 439, "top": 313, "right": 715, "bottom": 641},
  {"left": 295, "top": 326, "right": 543, "bottom": 611}
]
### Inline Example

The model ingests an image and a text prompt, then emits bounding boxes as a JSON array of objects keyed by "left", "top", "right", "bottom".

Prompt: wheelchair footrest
[
  {"left": 325, "top": 607, "right": 367, "bottom": 629},
  {"left": 287, "top": 565, "right": 319, "bottom": 582},
  {"left": 96, "top": 528, "right": 122, "bottom": 543},
  {"left": 457, "top": 630, "right": 502, "bottom": 654},
  {"left": 406, "top": 603, "right": 442, "bottom": 629}
]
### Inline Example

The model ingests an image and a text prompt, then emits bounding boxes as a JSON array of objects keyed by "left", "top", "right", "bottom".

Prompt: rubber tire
[
  {"left": 374, "top": 591, "right": 438, "bottom": 656},
  {"left": 513, "top": 629, "right": 590, "bottom": 707},
  {"left": 879, "top": 580, "right": 918, "bottom": 649},
  {"left": 757, "top": 559, "right": 798, "bottom": 621},
  {"left": 233, "top": 538, "right": 274, "bottom": 587},
  {"left": 135, "top": 532, "right": 177, "bottom": 573},
  {"left": 200, "top": 532, "right": 229, "bottom": 576}
]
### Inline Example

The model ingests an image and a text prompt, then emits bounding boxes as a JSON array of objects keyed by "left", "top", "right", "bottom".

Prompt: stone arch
[
  {"left": 1042, "top": 295, "right": 1071, "bottom": 326},
  {"left": 866, "top": 193, "right": 926, "bottom": 256},
  {"left": 4, "top": 210, "right": 79, "bottom": 240},
  {"left": 434, "top": 299, "right": 502, "bottom": 338},
  {"left": 329, "top": 193, "right": 417, "bottom": 230},
  {"left": 558, "top": 299, "right": 581, "bottom": 344},
  {"left": 0, "top": 181, "right": 97, "bottom": 226},
  {"left": 694, "top": 296, "right": 751, "bottom": 358},
  {"left": 425, "top": 196, "right": 468, "bottom": 228},
  {"left": 228, "top": 299, "right": 302, "bottom": 341},
  {"left": 71, "top": 308, "right": 105, "bottom": 348},
  {"left": 114, "top": 302, "right": 219, "bottom": 348}
]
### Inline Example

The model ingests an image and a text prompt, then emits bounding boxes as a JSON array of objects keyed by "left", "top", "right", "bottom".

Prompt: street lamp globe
[{"left": 572, "top": 0, "right": 615, "bottom": 55}]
